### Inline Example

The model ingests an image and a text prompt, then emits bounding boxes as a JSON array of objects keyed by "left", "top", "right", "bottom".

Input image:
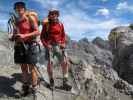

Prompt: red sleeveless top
[{"left": 17, "top": 18, "right": 33, "bottom": 42}]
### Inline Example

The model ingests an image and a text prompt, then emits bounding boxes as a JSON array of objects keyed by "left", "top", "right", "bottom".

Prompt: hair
[
  {"left": 14, "top": 2, "right": 26, "bottom": 10},
  {"left": 48, "top": 9, "right": 59, "bottom": 17}
]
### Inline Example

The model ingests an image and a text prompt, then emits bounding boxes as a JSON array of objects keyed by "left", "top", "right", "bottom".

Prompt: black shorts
[{"left": 14, "top": 42, "right": 40, "bottom": 64}]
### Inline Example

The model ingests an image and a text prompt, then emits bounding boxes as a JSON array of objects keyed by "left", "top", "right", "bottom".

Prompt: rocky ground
[
  {"left": 0, "top": 64, "right": 132, "bottom": 100},
  {"left": 1, "top": 25, "right": 133, "bottom": 100}
]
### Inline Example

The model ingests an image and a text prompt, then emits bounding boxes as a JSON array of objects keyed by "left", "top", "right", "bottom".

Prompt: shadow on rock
[
  {"left": 0, "top": 76, "right": 17, "bottom": 97},
  {"left": 11, "top": 73, "right": 22, "bottom": 83}
]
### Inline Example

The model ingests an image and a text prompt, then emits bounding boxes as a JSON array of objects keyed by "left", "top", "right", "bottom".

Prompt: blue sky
[{"left": 0, "top": 0, "right": 133, "bottom": 40}]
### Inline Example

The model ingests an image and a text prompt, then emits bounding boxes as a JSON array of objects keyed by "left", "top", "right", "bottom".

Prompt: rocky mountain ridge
[{"left": 0, "top": 24, "right": 133, "bottom": 100}]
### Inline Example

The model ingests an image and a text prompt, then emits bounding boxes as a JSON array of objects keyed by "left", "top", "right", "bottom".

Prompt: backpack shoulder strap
[
  {"left": 26, "top": 12, "right": 35, "bottom": 30},
  {"left": 46, "top": 21, "right": 50, "bottom": 33}
]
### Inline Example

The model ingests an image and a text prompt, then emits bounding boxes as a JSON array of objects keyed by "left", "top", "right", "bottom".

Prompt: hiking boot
[
  {"left": 14, "top": 83, "right": 30, "bottom": 98},
  {"left": 50, "top": 78, "right": 54, "bottom": 89},
  {"left": 21, "top": 83, "right": 30, "bottom": 97},
  {"left": 14, "top": 90, "right": 21, "bottom": 98},
  {"left": 31, "top": 87, "right": 37, "bottom": 99},
  {"left": 63, "top": 78, "right": 72, "bottom": 91}
]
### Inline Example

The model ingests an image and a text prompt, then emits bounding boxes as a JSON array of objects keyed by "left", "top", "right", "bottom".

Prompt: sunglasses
[{"left": 49, "top": 12, "right": 59, "bottom": 15}]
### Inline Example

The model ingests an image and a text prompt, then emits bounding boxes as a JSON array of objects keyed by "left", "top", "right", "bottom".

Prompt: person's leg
[
  {"left": 24, "top": 43, "right": 40, "bottom": 88},
  {"left": 47, "top": 49, "right": 54, "bottom": 87},
  {"left": 29, "top": 64, "right": 38, "bottom": 88},
  {"left": 20, "top": 64, "right": 29, "bottom": 83},
  {"left": 47, "top": 61, "right": 53, "bottom": 79},
  {"left": 60, "top": 51, "right": 69, "bottom": 79},
  {"left": 60, "top": 50, "right": 72, "bottom": 90},
  {"left": 14, "top": 44, "right": 29, "bottom": 83},
  {"left": 53, "top": 45, "right": 69, "bottom": 78},
  {"left": 19, "top": 64, "right": 31, "bottom": 96}
]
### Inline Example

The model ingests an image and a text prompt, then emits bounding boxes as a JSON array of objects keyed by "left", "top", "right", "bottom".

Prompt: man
[
  {"left": 11, "top": 2, "right": 40, "bottom": 96},
  {"left": 41, "top": 9, "right": 72, "bottom": 91}
]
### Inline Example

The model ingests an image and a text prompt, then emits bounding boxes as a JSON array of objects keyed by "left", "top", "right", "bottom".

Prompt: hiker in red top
[
  {"left": 41, "top": 9, "right": 72, "bottom": 91},
  {"left": 10, "top": 2, "right": 40, "bottom": 97}
]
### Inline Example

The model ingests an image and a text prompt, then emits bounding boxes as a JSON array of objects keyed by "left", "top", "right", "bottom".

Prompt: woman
[{"left": 41, "top": 9, "right": 72, "bottom": 91}]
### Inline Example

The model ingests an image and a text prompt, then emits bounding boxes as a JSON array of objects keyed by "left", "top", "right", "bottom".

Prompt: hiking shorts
[
  {"left": 45, "top": 44, "right": 67, "bottom": 64},
  {"left": 14, "top": 42, "right": 40, "bottom": 64}
]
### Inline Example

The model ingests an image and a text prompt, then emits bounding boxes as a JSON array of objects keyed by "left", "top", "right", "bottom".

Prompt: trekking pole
[
  {"left": 33, "top": 93, "right": 37, "bottom": 100},
  {"left": 114, "top": 32, "right": 118, "bottom": 52},
  {"left": 69, "top": 65, "right": 81, "bottom": 96},
  {"left": 35, "top": 48, "right": 55, "bottom": 100},
  {"left": 35, "top": 65, "right": 77, "bottom": 95},
  {"left": 52, "top": 89, "right": 54, "bottom": 100},
  {"left": 32, "top": 64, "right": 48, "bottom": 100},
  {"left": 67, "top": 54, "right": 81, "bottom": 95},
  {"left": 62, "top": 49, "right": 80, "bottom": 95},
  {"left": 48, "top": 49, "right": 54, "bottom": 100},
  {"left": 7, "top": 13, "right": 16, "bottom": 50}
]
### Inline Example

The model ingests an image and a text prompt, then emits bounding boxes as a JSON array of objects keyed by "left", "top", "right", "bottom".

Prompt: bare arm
[
  {"left": 17, "top": 15, "right": 40, "bottom": 39},
  {"left": 25, "top": 15, "right": 40, "bottom": 37}
]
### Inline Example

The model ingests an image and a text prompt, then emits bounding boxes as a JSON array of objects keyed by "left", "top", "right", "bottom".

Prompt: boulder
[
  {"left": 108, "top": 25, "right": 133, "bottom": 84},
  {"left": 92, "top": 37, "right": 110, "bottom": 50}
]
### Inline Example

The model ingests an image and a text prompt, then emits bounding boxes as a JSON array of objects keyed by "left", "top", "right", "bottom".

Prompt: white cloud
[
  {"left": 55, "top": 1, "right": 128, "bottom": 40},
  {"left": 116, "top": 1, "right": 133, "bottom": 12},
  {"left": 34, "top": 0, "right": 65, "bottom": 9},
  {"left": 61, "top": 14, "right": 92, "bottom": 40},
  {"left": 117, "top": 2, "right": 127, "bottom": 10},
  {"left": 61, "top": 10, "right": 126, "bottom": 40},
  {"left": 101, "top": 0, "right": 108, "bottom": 2},
  {"left": 77, "top": 0, "right": 91, "bottom": 9},
  {"left": 96, "top": 19, "right": 122, "bottom": 30},
  {"left": 96, "top": 8, "right": 110, "bottom": 17},
  {"left": 0, "top": 20, "right": 8, "bottom": 32}
]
